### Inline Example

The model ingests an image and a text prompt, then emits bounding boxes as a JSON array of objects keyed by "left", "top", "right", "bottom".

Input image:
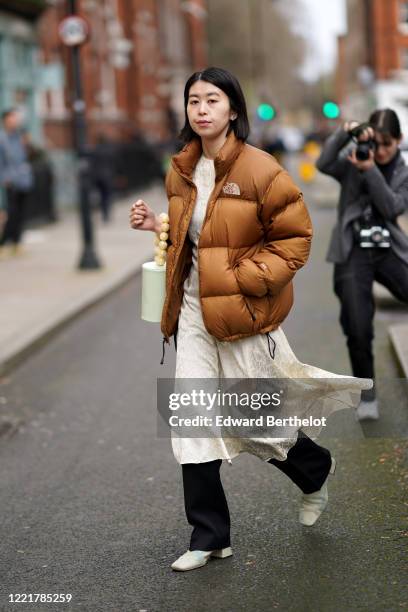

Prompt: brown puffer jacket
[{"left": 161, "top": 130, "right": 313, "bottom": 343}]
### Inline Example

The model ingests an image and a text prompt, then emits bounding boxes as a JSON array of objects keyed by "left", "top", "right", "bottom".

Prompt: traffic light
[
  {"left": 257, "top": 103, "right": 276, "bottom": 121},
  {"left": 322, "top": 101, "right": 341, "bottom": 119}
]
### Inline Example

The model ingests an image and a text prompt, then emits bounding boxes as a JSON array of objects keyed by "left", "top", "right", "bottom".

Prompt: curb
[
  {"left": 0, "top": 260, "right": 144, "bottom": 378},
  {"left": 389, "top": 324, "right": 408, "bottom": 377},
  {"left": 373, "top": 284, "right": 408, "bottom": 377}
]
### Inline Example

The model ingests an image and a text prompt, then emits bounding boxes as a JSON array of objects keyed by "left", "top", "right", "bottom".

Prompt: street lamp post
[{"left": 62, "top": 0, "right": 101, "bottom": 270}]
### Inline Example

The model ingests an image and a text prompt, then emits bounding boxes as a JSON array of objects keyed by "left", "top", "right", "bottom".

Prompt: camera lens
[
  {"left": 371, "top": 230, "right": 382, "bottom": 243},
  {"left": 355, "top": 138, "right": 376, "bottom": 161},
  {"left": 356, "top": 143, "right": 370, "bottom": 161}
]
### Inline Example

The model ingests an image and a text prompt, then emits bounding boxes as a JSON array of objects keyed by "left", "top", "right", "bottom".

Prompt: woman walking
[
  {"left": 130, "top": 67, "right": 372, "bottom": 572},
  {"left": 317, "top": 109, "right": 408, "bottom": 421}
]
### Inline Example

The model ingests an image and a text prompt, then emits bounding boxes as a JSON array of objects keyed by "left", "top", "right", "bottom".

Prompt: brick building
[
  {"left": 337, "top": 0, "right": 408, "bottom": 136},
  {"left": 370, "top": 0, "right": 408, "bottom": 76},
  {"left": 0, "top": 0, "right": 208, "bottom": 206}
]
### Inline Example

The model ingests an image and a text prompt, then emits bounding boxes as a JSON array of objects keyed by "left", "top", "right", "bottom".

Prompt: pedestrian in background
[
  {"left": 0, "top": 108, "right": 33, "bottom": 256},
  {"left": 89, "top": 133, "right": 116, "bottom": 223},
  {"left": 317, "top": 109, "right": 408, "bottom": 421},
  {"left": 130, "top": 67, "right": 371, "bottom": 572}
]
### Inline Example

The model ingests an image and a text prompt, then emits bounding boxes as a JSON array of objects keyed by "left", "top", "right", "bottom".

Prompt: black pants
[
  {"left": 0, "top": 188, "right": 28, "bottom": 246},
  {"left": 334, "top": 246, "right": 408, "bottom": 400},
  {"left": 182, "top": 431, "right": 332, "bottom": 551}
]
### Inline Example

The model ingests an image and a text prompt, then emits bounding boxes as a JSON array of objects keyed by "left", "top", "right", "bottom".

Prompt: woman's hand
[
  {"left": 129, "top": 199, "right": 161, "bottom": 233},
  {"left": 356, "top": 125, "right": 374, "bottom": 142},
  {"left": 344, "top": 121, "right": 375, "bottom": 141},
  {"left": 344, "top": 120, "right": 360, "bottom": 134},
  {"left": 343, "top": 120, "right": 376, "bottom": 170},
  {"left": 344, "top": 121, "right": 375, "bottom": 142},
  {"left": 233, "top": 259, "right": 268, "bottom": 298}
]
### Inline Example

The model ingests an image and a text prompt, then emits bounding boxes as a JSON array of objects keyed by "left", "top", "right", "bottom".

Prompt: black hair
[
  {"left": 1, "top": 108, "right": 18, "bottom": 122},
  {"left": 179, "top": 67, "right": 250, "bottom": 143},
  {"left": 369, "top": 108, "right": 402, "bottom": 140}
]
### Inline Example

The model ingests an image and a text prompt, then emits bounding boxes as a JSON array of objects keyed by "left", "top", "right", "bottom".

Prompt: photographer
[{"left": 316, "top": 109, "right": 408, "bottom": 421}]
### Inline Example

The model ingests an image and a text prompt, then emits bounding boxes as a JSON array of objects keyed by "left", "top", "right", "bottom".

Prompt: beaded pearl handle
[{"left": 154, "top": 212, "right": 169, "bottom": 266}]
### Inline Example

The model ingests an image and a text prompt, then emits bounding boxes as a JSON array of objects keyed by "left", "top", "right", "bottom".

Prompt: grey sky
[{"left": 297, "top": 0, "right": 347, "bottom": 81}]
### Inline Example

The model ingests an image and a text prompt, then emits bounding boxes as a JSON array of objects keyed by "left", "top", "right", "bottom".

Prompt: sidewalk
[{"left": 0, "top": 182, "right": 166, "bottom": 377}]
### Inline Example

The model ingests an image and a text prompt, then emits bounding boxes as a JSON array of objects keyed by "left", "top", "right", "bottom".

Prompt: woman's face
[
  {"left": 374, "top": 131, "right": 401, "bottom": 165},
  {"left": 186, "top": 80, "right": 237, "bottom": 140}
]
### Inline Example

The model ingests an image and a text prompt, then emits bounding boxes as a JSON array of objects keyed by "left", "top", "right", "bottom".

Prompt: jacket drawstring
[
  {"left": 267, "top": 332, "right": 276, "bottom": 359},
  {"left": 160, "top": 335, "right": 177, "bottom": 364},
  {"left": 160, "top": 336, "right": 169, "bottom": 365}
]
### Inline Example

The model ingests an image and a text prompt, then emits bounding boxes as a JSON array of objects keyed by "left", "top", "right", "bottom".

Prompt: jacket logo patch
[{"left": 222, "top": 182, "right": 241, "bottom": 195}]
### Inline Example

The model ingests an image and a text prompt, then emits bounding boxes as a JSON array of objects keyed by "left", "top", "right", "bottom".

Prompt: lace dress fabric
[{"left": 172, "top": 154, "right": 371, "bottom": 465}]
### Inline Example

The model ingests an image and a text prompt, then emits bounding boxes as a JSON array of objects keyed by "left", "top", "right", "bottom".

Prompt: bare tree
[{"left": 207, "top": 0, "right": 309, "bottom": 112}]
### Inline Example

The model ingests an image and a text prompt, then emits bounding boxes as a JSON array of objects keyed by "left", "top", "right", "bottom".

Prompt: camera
[
  {"left": 353, "top": 199, "right": 391, "bottom": 249},
  {"left": 358, "top": 225, "right": 391, "bottom": 248},
  {"left": 355, "top": 140, "right": 377, "bottom": 161},
  {"left": 348, "top": 122, "right": 377, "bottom": 161}
]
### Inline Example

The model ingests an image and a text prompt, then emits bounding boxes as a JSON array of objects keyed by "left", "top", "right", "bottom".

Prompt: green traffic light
[
  {"left": 257, "top": 103, "right": 276, "bottom": 121},
  {"left": 322, "top": 101, "right": 340, "bottom": 119}
]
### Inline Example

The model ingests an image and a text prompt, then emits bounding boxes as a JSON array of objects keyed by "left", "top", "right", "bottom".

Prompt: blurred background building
[
  {"left": 0, "top": 0, "right": 207, "bottom": 209},
  {"left": 338, "top": 0, "right": 408, "bottom": 141},
  {"left": 1, "top": 0, "right": 408, "bottom": 218}
]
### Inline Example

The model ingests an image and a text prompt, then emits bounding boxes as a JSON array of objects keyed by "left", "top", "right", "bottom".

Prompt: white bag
[{"left": 141, "top": 261, "right": 166, "bottom": 323}]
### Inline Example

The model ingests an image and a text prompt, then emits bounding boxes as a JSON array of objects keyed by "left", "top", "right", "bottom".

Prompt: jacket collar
[
  {"left": 395, "top": 151, "right": 406, "bottom": 171},
  {"left": 172, "top": 130, "right": 245, "bottom": 182}
]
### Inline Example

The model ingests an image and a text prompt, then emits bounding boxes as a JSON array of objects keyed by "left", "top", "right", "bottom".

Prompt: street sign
[{"left": 59, "top": 15, "right": 90, "bottom": 47}]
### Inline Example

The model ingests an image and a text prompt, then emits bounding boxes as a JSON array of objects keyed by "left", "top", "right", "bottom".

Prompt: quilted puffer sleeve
[{"left": 234, "top": 169, "right": 313, "bottom": 297}]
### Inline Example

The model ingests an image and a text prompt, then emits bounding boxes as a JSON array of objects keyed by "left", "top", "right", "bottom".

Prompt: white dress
[{"left": 172, "top": 154, "right": 372, "bottom": 465}]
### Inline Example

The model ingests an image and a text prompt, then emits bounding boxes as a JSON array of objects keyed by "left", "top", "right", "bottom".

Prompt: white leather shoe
[
  {"left": 299, "top": 457, "right": 336, "bottom": 526},
  {"left": 171, "top": 547, "right": 232, "bottom": 571},
  {"left": 356, "top": 399, "right": 379, "bottom": 421}
]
